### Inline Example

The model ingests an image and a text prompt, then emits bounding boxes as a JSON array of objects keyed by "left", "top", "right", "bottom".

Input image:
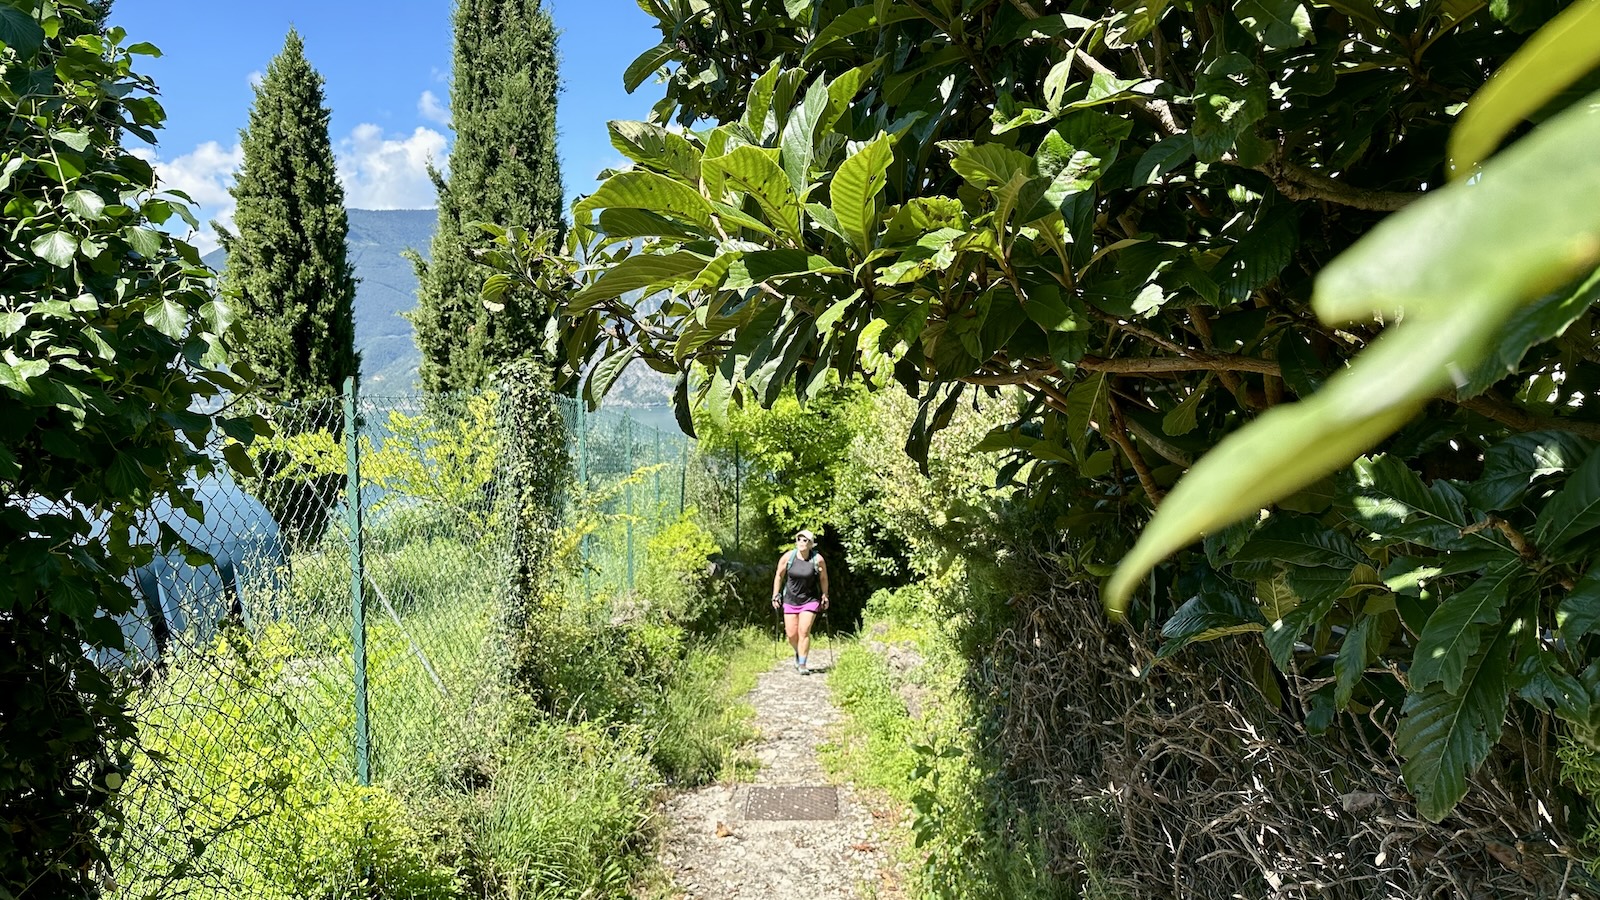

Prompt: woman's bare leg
[
  {"left": 785, "top": 613, "right": 801, "bottom": 658},
  {"left": 796, "top": 610, "right": 817, "bottom": 661}
]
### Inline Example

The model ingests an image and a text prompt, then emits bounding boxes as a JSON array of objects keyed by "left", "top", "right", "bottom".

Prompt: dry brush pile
[{"left": 976, "top": 551, "right": 1594, "bottom": 899}]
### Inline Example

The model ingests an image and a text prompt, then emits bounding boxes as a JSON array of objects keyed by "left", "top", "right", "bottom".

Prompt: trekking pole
[
  {"left": 823, "top": 605, "right": 834, "bottom": 672},
  {"left": 773, "top": 599, "right": 783, "bottom": 662}
]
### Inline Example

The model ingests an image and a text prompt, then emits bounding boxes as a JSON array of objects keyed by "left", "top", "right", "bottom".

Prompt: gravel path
[{"left": 652, "top": 655, "right": 896, "bottom": 899}]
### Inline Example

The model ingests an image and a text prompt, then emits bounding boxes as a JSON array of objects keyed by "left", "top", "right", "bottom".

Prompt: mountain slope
[
  {"left": 205, "top": 208, "right": 435, "bottom": 389},
  {"left": 204, "top": 207, "right": 674, "bottom": 405}
]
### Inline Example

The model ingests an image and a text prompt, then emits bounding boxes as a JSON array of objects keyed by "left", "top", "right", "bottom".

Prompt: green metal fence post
[
  {"left": 344, "top": 376, "right": 371, "bottom": 787},
  {"left": 679, "top": 440, "right": 687, "bottom": 516},
  {"left": 625, "top": 416, "right": 635, "bottom": 590},
  {"left": 577, "top": 401, "right": 588, "bottom": 601},
  {"left": 654, "top": 431, "right": 662, "bottom": 513},
  {"left": 733, "top": 438, "right": 741, "bottom": 556}
]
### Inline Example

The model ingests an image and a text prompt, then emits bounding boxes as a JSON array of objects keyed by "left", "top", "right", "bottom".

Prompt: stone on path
[{"left": 653, "top": 657, "right": 894, "bottom": 899}]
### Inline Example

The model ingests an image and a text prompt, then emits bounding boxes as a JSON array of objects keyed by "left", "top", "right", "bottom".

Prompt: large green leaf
[
  {"left": 823, "top": 61, "right": 882, "bottom": 134},
  {"left": 725, "top": 250, "right": 846, "bottom": 289},
  {"left": 1157, "top": 579, "right": 1265, "bottom": 659},
  {"left": 584, "top": 345, "right": 638, "bottom": 408},
  {"left": 570, "top": 251, "right": 711, "bottom": 311},
  {"left": 1464, "top": 430, "right": 1594, "bottom": 511},
  {"left": 1066, "top": 373, "right": 1110, "bottom": 458},
  {"left": 1409, "top": 562, "right": 1522, "bottom": 692},
  {"left": 1449, "top": 0, "right": 1600, "bottom": 172},
  {"left": 1535, "top": 444, "right": 1600, "bottom": 555},
  {"left": 597, "top": 208, "right": 706, "bottom": 242},
  {"left": 1106, "top": 0, "right": 1173, "bottom": 48},
  {"left": 948, "top": 142, "right": 1033, "bottom": 189},
  {"left": 1132, "top": 135, "right": 1194, "bottom": 186},
  {"left": 1396, "top": 624, "right": 1515, "bottom": 822},
  {"left": 1342, "top": 455, "right": 1509, "bottom": 553},
  {"left": 0, "top": 6, "right": 45, "bottom": 60},
  {"left": 574, "top": 171, "right": 715, "bottom": 232},
  {"left": 1107, "top": 86, "right": 1600, "bottom": 616},
  {"left": 623, "top": 42, "right": 678, "bottom": 93},
  {"left": 780, "top": 79, "right": 829, "bottom": 192},
  {"left": 1234, "top": 0, "right": 1314, "bottom": 49},
  {"left": 1215, "top": 205, "right": 1298, "bottom": 303},
  {"left": 1457, "top": 265, "right": 1600, "bottom": 398},
  {"left": 705, "top": 145, "right": 803, "bottom": 243},
  {"left": 143, "top": 297, "right": 188, "bottom": 339},
  {"left": 801, "top": 3, "right": 922, "bottom": 63},
  {"left": 1559, "top": 565, "right": 1600, "bottom": 642},
  {"left": 1334, "top": 614, "right": 1379, "bottom": 708},
  {"left": 1265, "top": 567, "right": 1346, "bottom": 668},
  {"left": 31, "top": 230, "right": 79, "bottom": 268},
  {"left": 608, "top": 120, "right": 702, "bottom": 183},
  {"left": 63, "top": 189, "right": 107, "bottom": 221},
  {"left": 1191, "top": 53, "right": 1269, "bottom": 162},
  {"left": 831, "top": 133, "right": 895, "bottom": 256},
  {"left": 742, "top": 63, "right": 782, "bottom": 138},
  {"left": 1232, "top": 514, "right": 1367, "bottom": 568}
]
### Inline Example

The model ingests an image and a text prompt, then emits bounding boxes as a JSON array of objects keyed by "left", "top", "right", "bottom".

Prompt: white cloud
[
  {"left": 417, "top": 90, "right": 450, "bottom": 126},
  {"left": 132, "top": 141, "right": 243, "bottom": 255},
  {"left": 335, "top": 124, "right": 448, "bottom": 209},
  {"left": 247, "top": 70, "right": 265, "bottom": 88},
  {"left": 131, "top": 124, "right": 448, "bottom": 255}
]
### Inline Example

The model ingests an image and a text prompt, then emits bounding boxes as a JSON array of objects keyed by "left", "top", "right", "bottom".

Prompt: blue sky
[{"left": 109, "top": 0, "right": 666, "bottom": 253}]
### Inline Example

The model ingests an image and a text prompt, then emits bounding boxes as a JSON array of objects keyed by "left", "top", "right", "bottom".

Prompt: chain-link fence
[{"left": 103, "top": 379, "right": 721, "bottom": 898}]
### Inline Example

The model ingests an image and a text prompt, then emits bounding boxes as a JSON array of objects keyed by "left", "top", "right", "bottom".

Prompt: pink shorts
[{"left": 782, "top": 601, "right": 821, "bottom": 615}]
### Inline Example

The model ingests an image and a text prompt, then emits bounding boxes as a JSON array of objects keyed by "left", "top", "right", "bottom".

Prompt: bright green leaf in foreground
[{"left": 1448, "top": 0, "right": 1600, "bottom": 174}]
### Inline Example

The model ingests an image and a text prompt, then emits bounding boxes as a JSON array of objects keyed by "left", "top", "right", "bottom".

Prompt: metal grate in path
[{"left": 744, "top": 786, "right": 839, "bottom": 820}]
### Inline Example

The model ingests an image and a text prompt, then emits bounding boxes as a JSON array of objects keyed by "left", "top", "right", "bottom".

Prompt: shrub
[
  {"left": 114, "top": 629, "right": 457, "bottom": 899},
  {"left": 639, "top": 508, "right": 730, "bottom": 632}
]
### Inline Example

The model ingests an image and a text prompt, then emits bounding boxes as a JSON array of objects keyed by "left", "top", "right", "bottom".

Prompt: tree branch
[
  {"left": 1090, "top": 307, "right": 1191, "bottom": 355},
  {"left": 1250, "top": 147, "right": 1420, "bottom": 213},
  {"left": 1107, "top": 395, "right": 1164, "bottom": 506},
  {"left": 1453, "top": 394, "right": 1600, "bottom": 441},
  {"left": 965, "top": 352, "right": 1279, "bottom": 384},
  {"left": 1080, "top": 354, "right": 1281, "bottom": 376}
]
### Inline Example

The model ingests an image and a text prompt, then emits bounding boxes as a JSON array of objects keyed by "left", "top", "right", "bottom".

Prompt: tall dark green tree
[
  {"left": 218, "top": 30, "right": 357, "bottom": 544},
  {"left": 409, "top": 0, "right": 565, "bottom": 394},
  {"left": 218, "top": 28, "right": 358, "bottom": 403}
]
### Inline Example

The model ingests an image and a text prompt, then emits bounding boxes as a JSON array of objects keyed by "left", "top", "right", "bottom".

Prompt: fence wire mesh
[{"left": 103, "top": 382, "right": 713, "bottom": 899}]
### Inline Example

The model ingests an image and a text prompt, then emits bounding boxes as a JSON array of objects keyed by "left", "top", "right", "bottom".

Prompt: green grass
[
  {"left": 822, "top": 610, "right": 1089, "bottom": 900},
  {"left": 471, "top": 722, "right": 656, "bottom": 898},
  {"left": 650, "top": 628, "right": 770, "bottom": 785}
]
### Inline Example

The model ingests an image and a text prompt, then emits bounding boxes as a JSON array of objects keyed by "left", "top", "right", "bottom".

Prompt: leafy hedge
[
  {"left": 0, "top": 1, "right": 261, "bottom": 891},
  {"left": 483, "top": 0, "right": 1600, "bottom": 823}
]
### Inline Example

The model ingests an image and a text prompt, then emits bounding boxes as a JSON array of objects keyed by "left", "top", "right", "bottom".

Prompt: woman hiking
[{"left": 772, "top": 529, "right": 829, "bottom": 674}]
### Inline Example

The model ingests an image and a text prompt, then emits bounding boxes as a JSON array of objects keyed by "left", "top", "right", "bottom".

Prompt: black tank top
[{"left": 782, "top": 551, "right": 822, "bottom": 603}]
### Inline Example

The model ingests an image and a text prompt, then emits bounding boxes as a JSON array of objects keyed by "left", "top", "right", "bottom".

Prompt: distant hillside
[
  {"left": 204, "top": 208, "right": 435, "bottom": 390},
  {"left": 203, "top": 207, "right": 674, "bottom": 404}
]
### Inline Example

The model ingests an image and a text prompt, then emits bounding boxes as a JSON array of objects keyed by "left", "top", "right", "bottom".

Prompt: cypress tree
[
  {"left": 218, "top": 29, "right": 358, "bottom": 544},
  {"left": 409, "top": 0, "right": 564, "bottom": 394},
  {"left": 218, "top": 28, "right": 359, "bottom": 403}
]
